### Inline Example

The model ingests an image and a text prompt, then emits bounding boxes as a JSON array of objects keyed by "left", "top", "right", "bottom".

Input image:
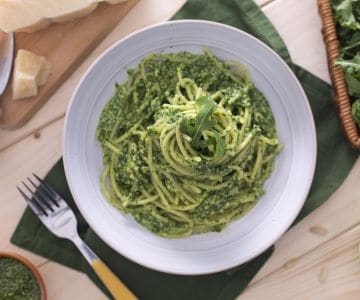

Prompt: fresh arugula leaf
[
  {"left": 181, "top": 95, "right": 217, "bottom": 148},
  {"left": 332, "top": 1, "right": 360, "bottom": 129},
  {"left": 333, "top": 0, "right": 360, "bottom": 30},
  {"left": 352, "top": 99, "right": 360, "bottom": 125},
  {"left": 180, "top": 95, "right": 226, "bottom": 156},
  {"left": 345, "top": 72, "right": 360, "bottom": 96},
  {"left": 335, "top": 53, "right": 360, "bottom": 97},
  {"left": 339, "top": 30, "right": 360, "bottom": 57}
]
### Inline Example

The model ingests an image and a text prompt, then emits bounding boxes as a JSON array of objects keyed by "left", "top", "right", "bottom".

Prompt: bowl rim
[
  {"left": 0, "top": 252, "right": 47, "bottom": 300},
  {"left": 63, "top": 19, "right": 317, "bottom": 275}
]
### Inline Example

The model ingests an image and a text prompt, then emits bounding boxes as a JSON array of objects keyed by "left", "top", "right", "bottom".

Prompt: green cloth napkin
[{"left": 11, "top": 0, "right": 359, "bottom": 299}]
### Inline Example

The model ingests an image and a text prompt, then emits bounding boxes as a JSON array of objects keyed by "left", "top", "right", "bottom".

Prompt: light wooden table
[{"left": 0, "top": 0, "right": 359, "bottom": 299}]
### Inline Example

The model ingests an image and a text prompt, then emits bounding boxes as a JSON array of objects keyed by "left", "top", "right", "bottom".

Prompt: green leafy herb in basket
[
  {"left": 352, "top": 99, "right": 360, "bottom": 124},
  {"left": 332, "top": 0, "right": 360, "bottom": 126}
]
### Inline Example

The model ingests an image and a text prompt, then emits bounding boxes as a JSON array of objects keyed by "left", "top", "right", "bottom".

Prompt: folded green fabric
[{"left": 11, "top": 0, "right": 358, "bottom": 299}]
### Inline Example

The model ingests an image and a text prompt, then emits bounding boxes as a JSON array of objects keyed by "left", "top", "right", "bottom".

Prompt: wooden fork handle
[
  {"left": 72, "top": 235, "right": 137, "bottom": 300},
  {"left": 92, "top": 259, "right": 137, "bottom": 300}
]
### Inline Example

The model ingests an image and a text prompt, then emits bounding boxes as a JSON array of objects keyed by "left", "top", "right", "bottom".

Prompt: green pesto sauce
[
  {"left": 97, "top": 51, "right": 280, "bottom": 238},
  {"left": 97, "top": 52, "right": 276, "bottom": 143},
  {"left": 0, "top": 258, "right": 41, "bottom": 300}
]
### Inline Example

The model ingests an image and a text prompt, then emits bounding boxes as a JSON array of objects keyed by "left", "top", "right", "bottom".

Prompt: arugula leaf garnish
[
  {"left": 181, "top": 95, "right": 217, "bottom": 148},
  {"left": 180, "top": 95, "right": 225, "bottom": 157}
]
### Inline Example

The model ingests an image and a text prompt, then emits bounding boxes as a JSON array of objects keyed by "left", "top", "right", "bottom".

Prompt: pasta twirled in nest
[{"left": 96, "top": 50, "right": 282, "bottom": 238}]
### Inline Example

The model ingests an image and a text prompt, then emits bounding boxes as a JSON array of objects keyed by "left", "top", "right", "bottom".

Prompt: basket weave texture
[{"left": 317, "top": 0, "right": 360, "bottom": 149}]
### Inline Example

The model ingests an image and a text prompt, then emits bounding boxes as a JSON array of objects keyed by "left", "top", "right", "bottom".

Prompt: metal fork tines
[
  {"left": 17, "top": 173, "right": 59, "bottom": 214},
  {"left": 18, "top": 173, "right": 66, "bottom": 211},
  {"left": 17, "top": 173, "right": 76, "bottom": 240}
]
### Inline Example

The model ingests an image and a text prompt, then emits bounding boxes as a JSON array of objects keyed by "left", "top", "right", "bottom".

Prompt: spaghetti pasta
[{"left": 96, "top": 50, "right": 282, "bottom": 238}]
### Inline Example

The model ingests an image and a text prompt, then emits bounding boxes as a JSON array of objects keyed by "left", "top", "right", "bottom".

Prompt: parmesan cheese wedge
[
  {"left": 0, "top": 0, "right": 128, "bottom": 33},
  {"left": 12, "top": 49, "right": 51, "bottom": 100}
]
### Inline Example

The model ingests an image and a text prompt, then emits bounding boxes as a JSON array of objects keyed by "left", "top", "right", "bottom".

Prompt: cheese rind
[
  {"left": 0, "top": 0, "right": 128, "bottom": 33},
  {"left": 12, "top": 49, "right": 51, "bottom": 100}
]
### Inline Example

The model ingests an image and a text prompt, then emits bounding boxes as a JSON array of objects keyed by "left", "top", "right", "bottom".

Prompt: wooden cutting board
[{"left": 0, "top": 0, "right": 138, "bottom": 129}]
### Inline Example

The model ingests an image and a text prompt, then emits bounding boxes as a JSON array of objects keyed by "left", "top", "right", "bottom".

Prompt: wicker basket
[{"left": 317, "top": 0, "right": 360, "bottom": 149}]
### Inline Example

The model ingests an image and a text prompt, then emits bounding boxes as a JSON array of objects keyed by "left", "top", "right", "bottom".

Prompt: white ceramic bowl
[{"left": 63, "top": 20, "right": 316, "bottom": 275}]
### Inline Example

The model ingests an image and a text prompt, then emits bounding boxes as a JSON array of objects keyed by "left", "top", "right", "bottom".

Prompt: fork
[{"left": 17, "top": 173, "right": 137, "bottom": 300}]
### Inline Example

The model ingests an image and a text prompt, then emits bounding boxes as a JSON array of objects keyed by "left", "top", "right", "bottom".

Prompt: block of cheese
[
  {"left": 12, "top": 49, "right": 51, "bottom": 100},
  {"left": 0, "top": 0, "right": 128, "bottom": 33}
]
